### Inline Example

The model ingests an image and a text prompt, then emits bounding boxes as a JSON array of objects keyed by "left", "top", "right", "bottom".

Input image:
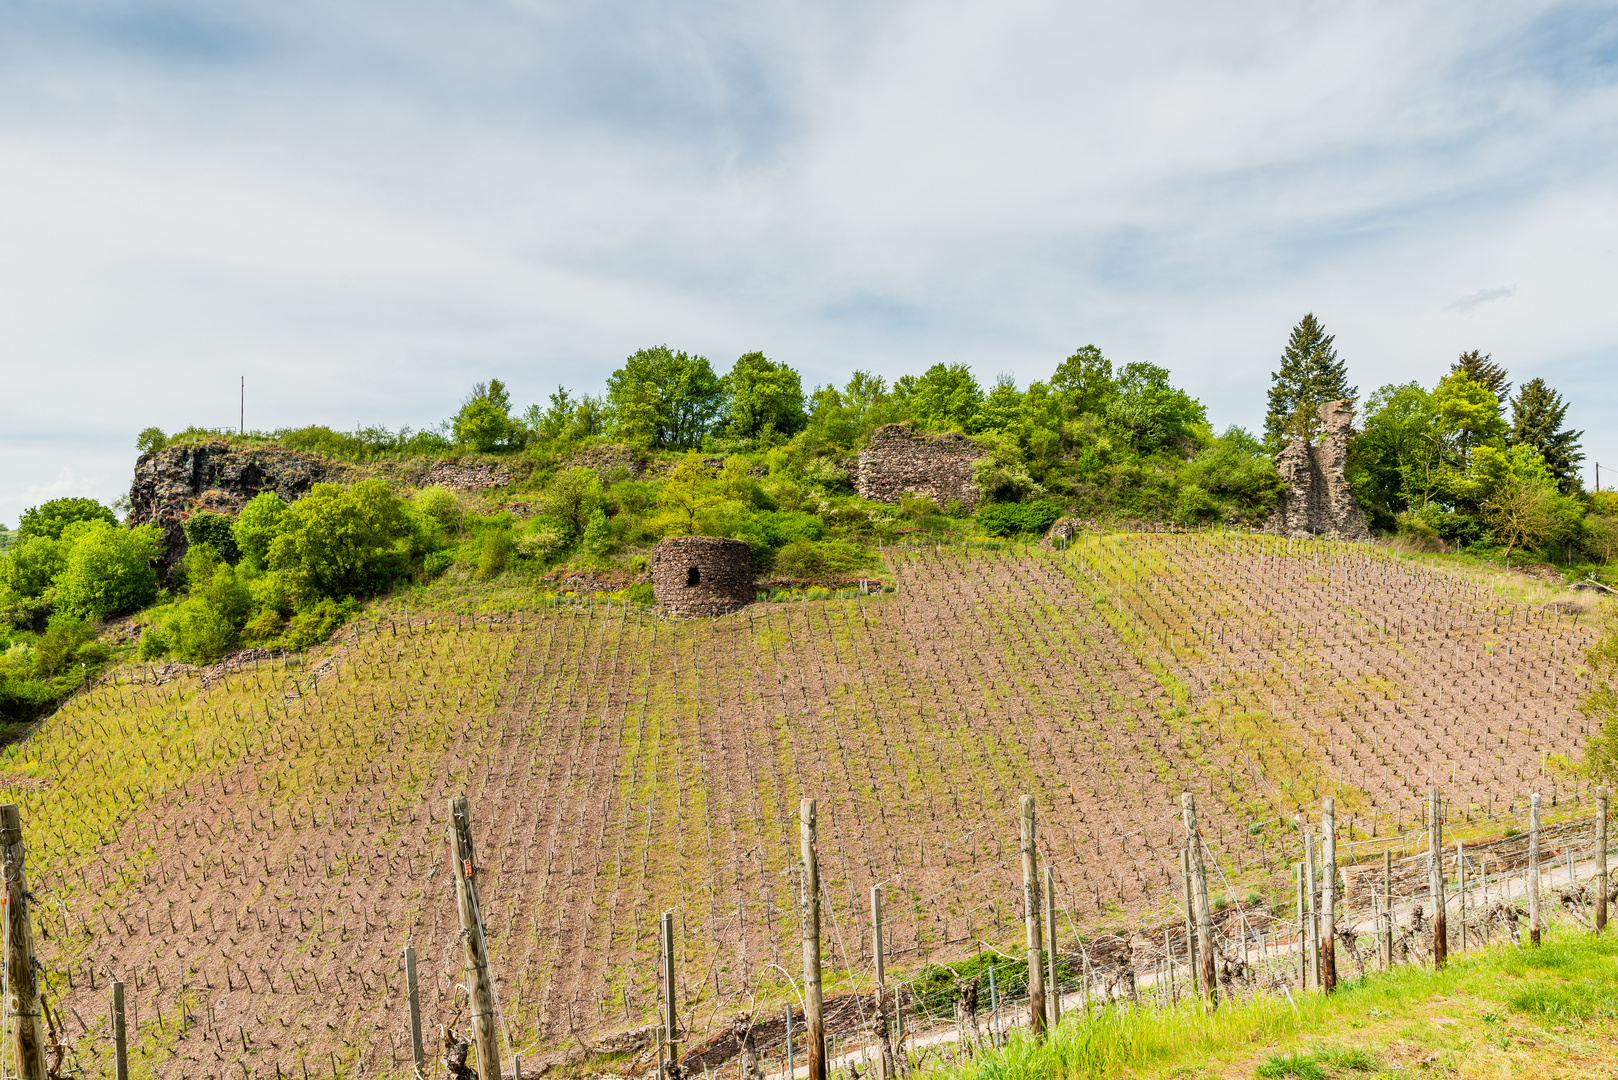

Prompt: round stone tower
[{"left": 650, "top": 536, "right": 753, "bottom": 617}]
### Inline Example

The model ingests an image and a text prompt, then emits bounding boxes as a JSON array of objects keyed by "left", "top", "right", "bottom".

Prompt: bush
[
  {"left": 169, "top": 563, "right": 252, "bottom": 663},
  {"left": 478, "top": 528, "right": 516, "bottom": 579},
  {"left": 282, "top": 598, "right": 355, "bottom": 650},
  {"left": 513, "top": 520, "right": 570, "bottom": 565},
  {"left": 773, "top": 540, "right": 873, "bottom": 578},
  {"left": 53, "top": 522, "right": 163, "bottom": 619},
  {"left": 232, "top": 492, "right": 289, "bottom": 568},
  {"left": 976, "top": 500, "right": 1064, "bottom": 537},
  {"left": 266, "top": 480, "right": 413, "bottom": 601},
  {"left": 582, "top": 509, "right": 614, "bottom": 556},
  {"left": 183, "top": 511, "right": 240, "bottom": 564},
  {"left": 422, "top": 551, "right": 455, "bottom": 579},
  {"left": 755, "top": 510, "right": 824, "bottom": 547},
  {"left": 136, "top": 625, "right": 170, "bottom": 660},
  {"left": 413, "top": 487, "right": 462, "bottom": 537},
  {"left": 33, "top": 614, "right": 96, "bottom": 676},
  {"left": 1172, "top": 484, "right": 1220, "bottom": 525},
  {"left": 136, "top": 427, "right": 169, "bottom": 455},
  {"left": 1392, "top": 511, "right": 1447, "bottom": 554}
]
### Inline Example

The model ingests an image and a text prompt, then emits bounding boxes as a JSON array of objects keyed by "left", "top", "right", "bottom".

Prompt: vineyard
[{"left": 1, "top": 532, "right": 1603, "bottom": 1079}]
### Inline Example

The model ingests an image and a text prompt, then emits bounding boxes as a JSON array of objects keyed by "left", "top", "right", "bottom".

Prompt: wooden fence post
[
  {"left": 1180, "top": 794, "right": 1217, "bottom": 1007},
  {"left": 404, "top": 945, "right": 424, "bottom": 1075},
  {"left": 784, "top": 1007, "right": 794, "bottom": 1080},
  {"left": 801, "top": 799, "right": 826, "bottom": 1080},
  {"left": 1019, "top": 795, "right": 1047, "bottom": 1037},
  {"left": 448, "top": 796, "right": 500, "bottom": 1080},
  {"left": 1456, "top": 840, "right": 1466, "bottom": 952},
  {"left": 112, "top": 979, "right": 129, "bottom": 1080},
  {"left": 1529, "top": 793, "right": 1542, "bottom": 947},
  {"left": 1044, "top": 865, "right": 1060, "bottom": 1028},
  {"left": 662, "top": 912, "right": 679, "bottom": 1075},
  {"left": 1597, "top": 786, "right": 1609, "bottom": 934},
  {"left": 1321, "top": 798, "right": 1337, "bottom": 992},
  {"left": 1429, "top": 788, "right": 1446, "bottom": 967},
  {"left": 1294, "top": 862, "right": 1305, "bottom": 985},
  {"left": 1, "top": 804, "right": 46, "bottom": 1080}
]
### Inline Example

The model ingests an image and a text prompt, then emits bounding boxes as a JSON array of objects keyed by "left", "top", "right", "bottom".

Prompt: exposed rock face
[
  {"left": 856, "top": 425, "right": 982, "bottom": 511},
  {"left": 128, "top": 441, "right": 333, "bottom": 571},
  {"left": 1265, "top": 399, "right": 1370, "bottom": 540},
  {"left": 651, "top": 536, "right": 753, "bottom": 617}
]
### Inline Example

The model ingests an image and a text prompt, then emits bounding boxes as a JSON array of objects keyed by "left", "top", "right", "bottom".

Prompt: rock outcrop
[
  {"left": 128, "top": 441, "right": 334, "bottom": 571},
  {"left": 1265, "top": 399, "right": 1370, "bottom": 540},
  {"left": 856, "top": 425, "right": 982, "bottom": 511}
]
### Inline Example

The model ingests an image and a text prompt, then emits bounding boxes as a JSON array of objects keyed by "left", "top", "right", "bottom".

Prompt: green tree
[
  {"left": 1105, "top": 362, "right": 1207, "bottom": 453},
  {"left": 452, "top": 379, "right": 515, "bottom": 452},
  {"left": 1509, "top": 377, "right": 1584, "bottom": 494},
  {"left": 723, "top": 352, "right": 806, "bottom": 440},
  {"left": 541, "top": 467, "right": 605, "bottom": 538},
  {"left": 1346, "top": 382, "right": 1444, "bottom": 522},
  {"left": 17, "top": 498, "right": 117, "bottom": 541},
  {"left": 975, "top": 375, "right": 1025, "bottom": 434},
  {"left": 1433, "top": 371, "right": 1506, "bottom": 458},
  {"left": 1451, "top": 350, "right": 1510, "bottom": 405},
  {"left": 136, "top": 427, "right": 169, "bottom": 455},
  {"left": 896, "top": 363, "right": 982, "bottom": 431},
  {"left": 1050, "top": 345, "right": 1115, "bottom": 416},
  {"left": 648, "top": 453, "right": 726, "bottom": 535},
  {"left": 232, "top": 492, "right": 290, "bottom": 569},
  {"left": 54, "top": 522, "right": 163, "bottom": 619},
  {"left": 267, "top": 480, "right": 412, "bottom": 602},
  {"left": 1265, "top": 314, "right": 1357, "bottom": 446},
  {"left": 607, "top": 347, "right": 724, "bottom": 448}
]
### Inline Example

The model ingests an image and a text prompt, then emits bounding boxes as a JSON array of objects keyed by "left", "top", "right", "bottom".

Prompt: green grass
[{"left": 913, "top": 924, "right": 1618, "bottom": 1080}]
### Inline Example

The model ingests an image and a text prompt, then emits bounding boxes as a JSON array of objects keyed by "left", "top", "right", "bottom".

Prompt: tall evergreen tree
[
  {"left": 1509, "top": 377, "right": 1584, "bottom": 493},
  {"left": 1265, "top": 314, "right": 1357, "bottom": 446},
  {"left": 1451, "top": 350, "right": 1511, "bottom": 410}
]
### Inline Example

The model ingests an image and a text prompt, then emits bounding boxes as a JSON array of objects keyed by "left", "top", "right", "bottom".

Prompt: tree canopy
[{"left": 1265, "top": 314, "right": 1356, "bottom": 446}]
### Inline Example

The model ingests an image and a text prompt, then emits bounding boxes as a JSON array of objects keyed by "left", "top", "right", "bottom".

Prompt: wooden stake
[
  {"left": 662, "top": 913, "right": 679, "bottom": 1075},
  {"left": 1044, "top": 865, "right": 1060, "bottom": 1029},
  {"left": 1180, "top": 847, "right": 1198, "bottom": 997},
  {"left": 800, "top": 799, "right": 825, "bottom": 1080},
  {"left": 1382, "top": 851, "right": 1393, "bottom": 968},
  {"left": 871, "top": 886, "right": 887, "bottom": 1080},
  {"left": 1597, "top": 786, "right": 1609, "bottom": 934},
  {"left": 449, "top": 796, "right": 500, "bottom": 1080},
  {"left": 1, "top": 804, "right": 46, "bottom": 1080},
  {"left": 1428, "top": 789, "right": 1446, "bottom": 966},
  {"left": 1456, "top": 840, "right": 1466, "bottom": 952},
  {"left": 1321, "top": 799, "right": 1337, "bottom": 992},
  {"left": 1529, "top": 793, "right": 1542, "bottom": 947},
  {"left": 404, "top": 945, "right": 424, "bottom": 1074},
  {"left": 1180, "top": 794, "right": 1217, "bottom": 1007},
  {"left": 1303, "top": 829, "right": 1318, "bottom": 989},
  {"left": 112, "top": 980, "right": 129, "bottom": 1080},
  {"left": 1295, "top": 862, "right": 1305, "bottom": 985},
  {"left": 1018, "top": 795, "right": 1047, "bottom": 1037}
]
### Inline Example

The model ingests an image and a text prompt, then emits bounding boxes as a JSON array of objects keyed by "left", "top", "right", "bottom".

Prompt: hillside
[{"left": 6, "top": 532, "right": 1607, "bottom": 1079}]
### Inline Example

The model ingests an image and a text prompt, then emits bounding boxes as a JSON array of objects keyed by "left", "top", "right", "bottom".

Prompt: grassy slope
[
  {"left": 917, "top": 925, "right": 1618, "bottom": 1079},
  {"left": 2, "top": 534, "right": 1607, "bottom": 1079}
]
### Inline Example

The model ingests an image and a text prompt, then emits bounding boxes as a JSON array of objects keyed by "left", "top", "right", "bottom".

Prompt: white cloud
[{"left": 0, "top": 0, "right": 1614, "bottom": 520}]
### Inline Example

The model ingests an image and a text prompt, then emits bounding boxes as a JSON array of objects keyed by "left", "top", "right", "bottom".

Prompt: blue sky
[{"left": 2, "top": 1, "right": 1616, "bottom": 525}]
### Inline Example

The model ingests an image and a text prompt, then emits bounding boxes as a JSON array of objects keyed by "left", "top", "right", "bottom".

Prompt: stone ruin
[
  {"left": 1265, "top": 399, "right": 1370, "bottom": 541},
  {"left": 650, "top": 536, "right": 753, "bottom": 617},
  {"left": 855, "top": 424, "right": 983, "bottom": 511}
]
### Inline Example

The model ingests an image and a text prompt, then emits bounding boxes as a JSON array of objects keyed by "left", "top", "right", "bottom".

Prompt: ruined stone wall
[
  {"left": 128, "top": 442, "right": 333, "bottom": 571},
  {"left": 1265, "top": 399, "right": 1371, "bottom": 540},
  {"left": 856, "top": 425, "right": 982, "bottom": 511},
  {"left": 651, "top": 536, "right": 753, "bottom": 617}
]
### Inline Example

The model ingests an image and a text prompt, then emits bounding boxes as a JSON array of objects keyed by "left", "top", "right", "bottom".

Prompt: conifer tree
[
  {"left": 1265, "top": 314, "right": 1357, "bottom": 446},
  {"left": 1509, "top": 377, "right": 1584, "bottom": 493},
  {"left": 1451, "top": 350, "right": 1511, "bottom": 409}
]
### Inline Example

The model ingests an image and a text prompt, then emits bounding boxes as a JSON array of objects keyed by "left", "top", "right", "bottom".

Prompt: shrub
[
  {"left": 541, "top": 467, "right": 604, "bottom": 537},
  {"left": 33, "top": 614, "right": 96, "bottom": 676},
  {"left": 136, "top": 427, "right": 169, "bottom": 455},
  {"left": 1172, "top": 484, "right": 1219, "bottom": 525},
  {"left": 977, "top": 500, "right": 1064, "bottom": 537},
  {"left": 422, "top": 551, "right": 455, "bottom": 579},
  {"left": 1391, "top": 511, "right": 1446, "bottom": 554},
  {"left": 53, "top": 522, "right": 163, "bottom": 619},
  {"left": 755, "top": 510, "right": 824, "bottom": 547},
  {"left": 478, "top": 528, "right": 516, "bottom": 579},
  {"left": 413, "top": 487, "right": 462, "bottom": 537},
  {"left": 183, "top": 511, "right": 240, "bottom": 564},
  {"left": 136, "top": 625, "right": 170, "bottom": 660},
  {"left": 582, "top": 509, "right": 614, "bottom": 556},
  {"left": 169, "top": 563, "right": 253, "bottom": 664},
  {"left": 513, "top": 520, "right": 570, "bottom": 565},
  {"left": 282, "top": 598, "right": 355, "bottom": 650},
  {"left": 773, "top": 540, "right": 873, "bottom": 578},
  {"left": 266, "top": 480, "right": 412, "bottom": 601}
]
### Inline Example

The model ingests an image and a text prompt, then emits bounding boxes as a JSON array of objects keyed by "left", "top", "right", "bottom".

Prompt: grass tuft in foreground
[{"left": 915, "top": 925, "right": 1618, "bottom": 1079}]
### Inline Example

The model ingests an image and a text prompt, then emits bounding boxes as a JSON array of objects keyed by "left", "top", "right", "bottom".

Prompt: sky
[{"left": 2, "top": 1, "right": 1616, "bottom": 527}]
